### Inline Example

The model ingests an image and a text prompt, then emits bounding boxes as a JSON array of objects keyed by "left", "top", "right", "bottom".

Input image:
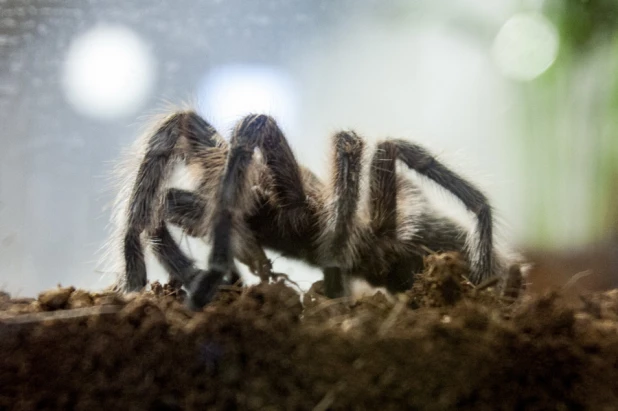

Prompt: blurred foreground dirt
[{"left": 1, "top": 253, "right": 618, "bottom": 410}]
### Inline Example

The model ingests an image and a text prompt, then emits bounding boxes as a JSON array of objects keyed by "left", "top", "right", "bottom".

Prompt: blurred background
[{"left": 1, "top": 0, "right": 617, "bottom": 296}]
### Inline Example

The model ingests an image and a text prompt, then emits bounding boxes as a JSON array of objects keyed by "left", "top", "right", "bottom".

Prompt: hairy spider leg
[
  {"left": 122, "top": 111, "right": 219, "bottom": 291},
  {"left": 188, "top": 114, "right": 278, "bottom": 308},
  {"left": 389, "top": 139, "right": 498, "bottom": 283},
  {"left": 316, "top": 131, "right": 366, "bottom": 298},
  {"left": 369, "top": 141, "right": 399, "bottom": 237},
  {"left": 368, "top": 141, "right": 467, "bottom": 292}
]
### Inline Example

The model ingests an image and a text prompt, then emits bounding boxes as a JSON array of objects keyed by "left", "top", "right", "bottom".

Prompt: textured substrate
[{"left": 1, "top": 254, "right": 618, "bottom": 410}]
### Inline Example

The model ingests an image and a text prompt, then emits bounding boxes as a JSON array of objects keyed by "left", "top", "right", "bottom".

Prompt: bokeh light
[
  {"left": 62, "top": 24, "right": 156, "bottom": 120},
  {"left": 197, "top": 65, "right": 298, "bottom": 134},
  {"left": 492, "top": 12, "right": 560, "bottom": 81}
]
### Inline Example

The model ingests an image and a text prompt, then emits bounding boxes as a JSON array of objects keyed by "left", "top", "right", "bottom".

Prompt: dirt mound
[{"left": 1, "top": 254, "right": 618, "bottom": 410}]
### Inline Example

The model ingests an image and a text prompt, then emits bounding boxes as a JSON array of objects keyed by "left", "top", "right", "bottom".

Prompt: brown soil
[{"left": 1, "top": 253, "right": 618, "bottom": 411}]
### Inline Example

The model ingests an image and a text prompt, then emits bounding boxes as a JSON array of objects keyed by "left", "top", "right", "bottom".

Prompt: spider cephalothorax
[{"left": 108, "top": 110, "right": 522, "bottom": 308}]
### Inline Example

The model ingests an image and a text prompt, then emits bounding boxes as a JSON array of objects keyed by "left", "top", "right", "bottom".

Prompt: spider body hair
[{"left": 105, "top": 110, "right": 522, "bottom": 308}]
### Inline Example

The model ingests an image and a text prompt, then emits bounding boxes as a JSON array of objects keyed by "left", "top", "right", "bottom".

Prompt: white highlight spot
[
  {"left": 349, "top": 278, "right": 394, "bottom": 303},
  {"left": 62, "top": 24, "right": 156, "bottom": 120},
  {"left": 492, "top": 13, "right": 559, "bottom": 81},
  {"left": 197, "top": 65, "right": 298, "bottom": 133}
]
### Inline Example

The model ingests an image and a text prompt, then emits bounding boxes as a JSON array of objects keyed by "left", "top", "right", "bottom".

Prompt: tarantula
[{"left": 109, "top": 110, "right": 521, "bottom": 308}]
